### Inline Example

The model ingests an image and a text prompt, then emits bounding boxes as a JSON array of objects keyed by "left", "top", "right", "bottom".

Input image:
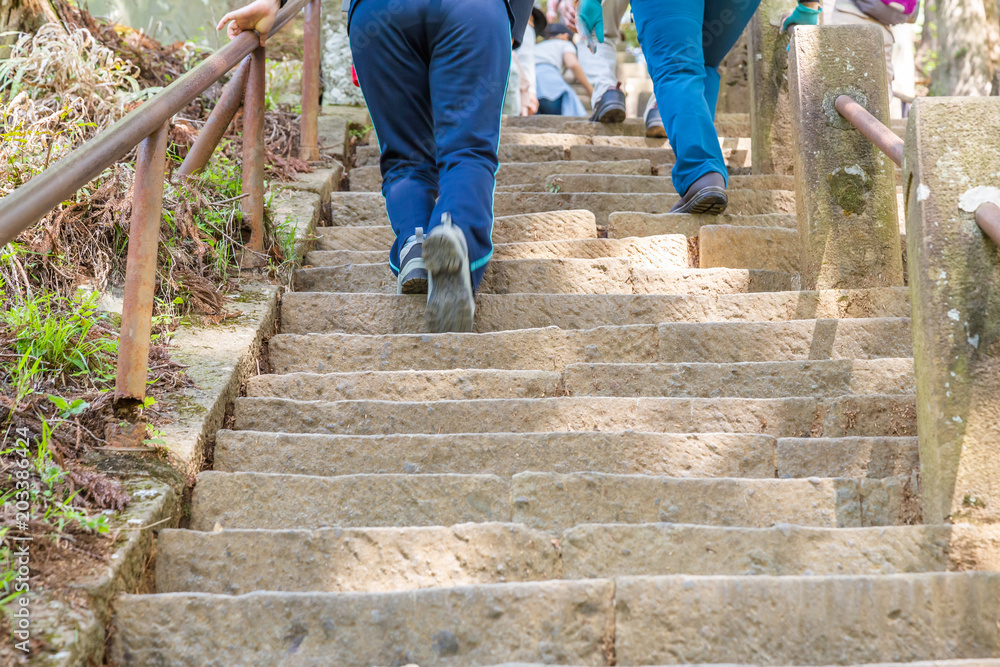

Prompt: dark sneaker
[
  {"left": 589, "top": 86, "right": 626, "bottom": 124},
  {"left": 670, "top": 172, "right": 728, "bottom": 215},
  {"left": 645, "top": 105, "right": 667, "bottom": 138},
  {"left": 397, "top": 227, "right": 427, "bottom": 294},
  {"left": 423, "top": 213, "right": 475, "bottom": 333}
]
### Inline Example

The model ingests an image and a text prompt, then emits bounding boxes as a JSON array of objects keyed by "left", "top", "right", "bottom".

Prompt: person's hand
[
  {"left": 521, "top": 94, "right": 539, "bottom": 116},
  {"left": 563, "top": 2, "right": 578, "bottom": 32},
  {"left": 577, "top": 0, "right": 604, "bottom": 46},
  {"left": 780, "top": 3, "right": 821, "bottom": 34},
  {"left": 217, "top": 0, "right": 282, "bottom": 46}
]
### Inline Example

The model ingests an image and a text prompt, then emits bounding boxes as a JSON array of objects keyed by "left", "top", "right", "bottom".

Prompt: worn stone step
[
  {"left": 561, "top": 524, "right": 1000, "bottom": 579},
  {"left": 279, "top": 289, "right": 910, "bottom": 334},
  {"left": 190, "top": 471, "right": 884, "bottom": 531},
  {"left": 349, "top": 159, "right": 654, "bottom": 192},
  {"left": 613, "top": 573, "right": 1000, "bottom": 665},
  {"left": 501, "top": 133, "right": 753, "bottom": 151},
  {"left": 495, "top": 663, "right": 1000, "bottom": 667},
  {"left": 545, "top": 173, "right": 795, "bottom": 195},
  {"left": 657, "top": 317, "right": 913, "bottom": 363},
  {"left": 308, "top": 234, "right": 689, "bottom": 268},
  {"left": 326, "top": 191, "right": 792, "bottom": 228},
  {"left": 294, "top": 258, "right": 651, "bottom": 295},
  {"left": 699, "top": 225, "right": 800, "bottom": 272},
  {"left": 569, "top": 141, "right": 751, "bottom": 172},
  {"left": 232, "top": 395, "right": 916, "bottom": 439},
  {"left": 564, "top": 359, "right": 914, "bottom": 399},
  {"left": 215, "top": 430, "right": 777, "bottom": 478},
  {"left": 295, "top": 262, "right": 797, "bottom": 297},
  {"left": 157, "top": 523, "right": 1000, "bottom": 596},
  {"left": 356, "top": 142, "right": 566, "bottom": 167},
  {"left": 155, "top": 523, "right": 561, "bottom": 595},
  {"left": 246, "top": 369, "right": 564, "bottom": 402},
  {"left": 609, "top": 212, "right": 797, "bottom": 239},
  {"left": 777, "top": 436, "right": 919, "bottom": 479},
  {"left": 112, "top": 580, "right": 615, "bottom": 666},
  {"left": 502, "top": 112, "right": 750, "bottom": 138},
  {"left": 319, "top": 210, "right": 597, "bottom": 249},
  {"left": 268, "top": 325, "right": 661, "bottom": 374},
  {"left": 268, "top": 320, "right": 909, "bottom": 377}
]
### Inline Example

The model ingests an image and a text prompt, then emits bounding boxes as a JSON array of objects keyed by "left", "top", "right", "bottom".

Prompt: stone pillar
[
  {"left": 321, "top": 0, "right": 365, "bottom": 106},
  {"left": 788, "top": 25, "right": 903, "bottom": 289},
  {"left": 904, "top": 97, "right": 1000, "bottom": 524},
  {"left": 716, "top": 28, "right": 750, "bottom": 115},
  {"left": 748, "top": 0, "right": 797, "bottom": 175}
]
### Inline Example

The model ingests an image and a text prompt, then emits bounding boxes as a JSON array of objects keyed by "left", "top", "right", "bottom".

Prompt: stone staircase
[{"left": 112, "top": 113, "right": 1000, "bottom": 666}]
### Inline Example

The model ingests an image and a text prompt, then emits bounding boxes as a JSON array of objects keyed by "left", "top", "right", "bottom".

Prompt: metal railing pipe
[
  {"left": 177, "top": 56, "right": 251, "bottom": 177},
  {"left": 299, "top": 0, "right": 321, "bottom": 162},
  {"left": 834, "top": 94, "right": 904, "bottom": 167},
  {"left": 115, "top": 123, "right": 170, "bottom": 404},
  {"left": 0, "top": 0, "right": 311, "bottom": 247}
]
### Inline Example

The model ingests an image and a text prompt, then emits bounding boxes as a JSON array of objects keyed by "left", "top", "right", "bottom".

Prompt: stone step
[
  {"left": 189, "top": 471, "right": 894, "bottom": 531},
  {"left": 112, "top": 580, "right": 616, "bottom": 666},
  {"left": 499, "top": 663, "right": 1000, "bottom": 667},
  {"left": 544, "top": 173, "right": 796, "bottom": 195},
  {"left": 355, "top": 142, "right": 566, "bottom": 167},
  {"left": 246, "top": 369, "right": 565, "bottom": 401},
  {"left": 269, "top": 319, "right": 912, "bottom": 374},
  {"left": 249, "top": 358, "right": 911, "bottom": 402},
  {"left": 155, "top": 522, "right": 999, "bottom": 595},
  {"left": 308, "top": 234, "right": 689, "bottom": 268},
  {"left": 318, "top": 210, "right": 597, "bottom": 250},
  {"left": 215, "top": 430, "right": 776, "bottom": 478},
  {"left": 569, "top": 141, "right": 751, "bottom": 172},
  {"left": 699, "top": 225, "right": 800, "bottom": 272},
  {"left": 777, "top": 436, "right": 919, "bottom": 479},
  {"left": 111, "top": 573, "right": 1000, "bottom": 666},
  {"left": 613, "top": 573, "right": 1000, "bottom": 665},
  {"left": 657, "top": 317, "right": 913, "bottom": 363},
  {"left": 500, "top": 133, "right": 749, "bottom": 151},
  {"left": 279, "top": 289, "right": 910, "bottom": 335},
  {"left": 232, "top": 394, "right": 917, "bottom": 439},
  {"left": 608, "top": 212, "right": 797, "bottom": 238},
  {"left": 349, "top": 159, "right": 654, "bottom": 192},
  {"left": 502, "top": 113, "right": 751, "bottom": 138},
  {"left": 294, "top": 261, "right": 798, "bottom": 296},
  {"left": 563, "top": 358, "right": 914, "bottom": 399},
  {"left": 325, "top": 191, "right": 794, "bottom": 228}
]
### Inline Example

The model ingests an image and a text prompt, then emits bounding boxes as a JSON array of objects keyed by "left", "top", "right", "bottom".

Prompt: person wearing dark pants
[
  {"left": 579, "top": 0, "right": 762, "bottom": 215},
  {"left": 348, "top": 0, "right": 531, "bottom": 332}
]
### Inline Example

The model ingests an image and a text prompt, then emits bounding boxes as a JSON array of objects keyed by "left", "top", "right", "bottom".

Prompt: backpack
[{"left": 852, "top": 0, "right": 919, "bottom": 25}]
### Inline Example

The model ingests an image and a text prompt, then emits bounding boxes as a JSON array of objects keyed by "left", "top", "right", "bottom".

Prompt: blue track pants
[
  {"left": 349, "top": 0, "right": 511, "bottom": 289},
  {"left": 630, "top": 0, "right": 762, "bottom": 196}
]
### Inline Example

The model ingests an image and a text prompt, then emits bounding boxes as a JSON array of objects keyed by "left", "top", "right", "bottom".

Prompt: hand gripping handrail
[
  {"left": 834, "top": 94, "right": 1000, "bottom": 247},
  {"left": 0, "top": 0, "right": 322, "bottom": 409}
]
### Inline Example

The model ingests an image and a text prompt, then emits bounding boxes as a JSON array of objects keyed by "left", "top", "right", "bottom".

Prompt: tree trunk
[
  {"left": 1, "top": 0, "right": 60, "bottom": 55},
  {"left": 932, "top": 0, "right": 997, "bottom": 96}
]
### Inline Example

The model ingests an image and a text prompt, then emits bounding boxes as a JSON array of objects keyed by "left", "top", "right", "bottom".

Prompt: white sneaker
[{"left": 423, "top": 213, "right": 475, "bottom": 333}]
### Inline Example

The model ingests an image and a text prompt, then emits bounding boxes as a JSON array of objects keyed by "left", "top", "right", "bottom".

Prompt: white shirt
[{"left": 533, "top": 39, "right": 576, "bottom": 72}]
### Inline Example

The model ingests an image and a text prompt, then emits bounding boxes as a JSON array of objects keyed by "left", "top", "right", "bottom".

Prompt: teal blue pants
[
  {"left": 631, "top": 0, "right": 761, "bottom": 196},
  {"left": 349, "top": 0, "right": 511, "bottom": 289}
]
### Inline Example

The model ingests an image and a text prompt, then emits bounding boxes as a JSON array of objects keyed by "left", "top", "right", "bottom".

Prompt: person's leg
[
  {"left": 426, "top": 0, "right": 511, "bottom": 290},
  {"left": 631, "top": 0, "right": 724, "bottom": 196},
  {"left": 578, "top": 0, "right": 629, "bottom": 107},
  {"left": 348, "top": 0, "right": 435, "bottom": 278},
  {"left": 702, "top": 0, "right": 762, "bottom": 118}
]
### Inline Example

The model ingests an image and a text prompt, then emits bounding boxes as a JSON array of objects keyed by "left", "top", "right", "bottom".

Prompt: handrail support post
[
  {"left": 115, "top": 122, "right": 170, "bottom": 410},
  {"left": 241, "top": 44, "right": 268, "bottom": 267},
  {"left": 300, "top": 0, "right": 321, "bottom": 162}
]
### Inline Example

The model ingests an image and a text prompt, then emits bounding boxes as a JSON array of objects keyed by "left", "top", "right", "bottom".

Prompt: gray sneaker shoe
[
  {"left": 645, "top": 105, "right": 667, "bottom": 138},
  {"left": 589, "top": 86, "right": 626, "bottom": 124},
  {"left": 423, "top": 213, "right": 475, "bottom": 333},
  {"left": 670, "top": 172, "right": 728, "bottom": 215},
  {"left": 397, "top": 227, "right": 427, "bottom": 294}
]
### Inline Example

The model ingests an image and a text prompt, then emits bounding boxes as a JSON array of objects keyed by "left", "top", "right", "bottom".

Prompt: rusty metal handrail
[
  {"left": 0, "top": 0, "right": 322, "bottom": 410},
  {"left": 834, "top": 95, "right": 903, "bottom": 167},
  {"left": 835, "top": 94, "right": 1000, "bottom": 247}
]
